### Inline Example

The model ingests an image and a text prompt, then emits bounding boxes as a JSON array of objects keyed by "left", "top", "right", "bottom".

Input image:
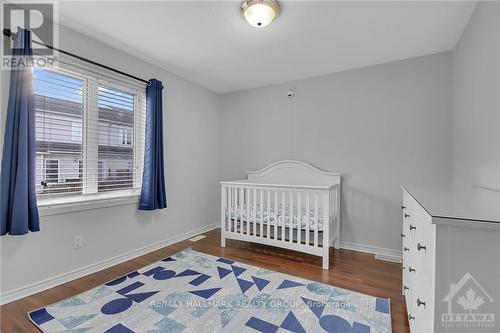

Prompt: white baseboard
[
  {"left": 0, "top": 223, "right": 219, "bottom": 305},
  {"left": 340, "top": 241, "right": 402, "bottom": 263},
  {"left": 1, "top": 226, "right": 401, "bottom": 305}
]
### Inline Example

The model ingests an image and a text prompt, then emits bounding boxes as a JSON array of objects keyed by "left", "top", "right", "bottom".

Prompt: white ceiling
[{"left": 58, "top": 1, "right": 477, "bottom": 93}]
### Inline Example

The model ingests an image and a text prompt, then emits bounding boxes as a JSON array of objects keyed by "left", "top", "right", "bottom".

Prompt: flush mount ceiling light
[{"left": 241, "top": 0, "right": 280, "bottom": 28}]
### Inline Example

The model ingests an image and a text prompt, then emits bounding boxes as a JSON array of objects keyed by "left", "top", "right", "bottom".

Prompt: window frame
[{"left": 34, "top": 63, "right": 146, "bottom": 216}]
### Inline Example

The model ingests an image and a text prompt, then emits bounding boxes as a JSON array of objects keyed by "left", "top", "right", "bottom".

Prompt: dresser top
[{"left": 402, "top": 184, "right": 500, "bottom": 225}]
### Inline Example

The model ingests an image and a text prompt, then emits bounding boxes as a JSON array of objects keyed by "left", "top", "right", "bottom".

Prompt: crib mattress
[{"left": 225, "top": 205, "right": 324, "bottom": 231}]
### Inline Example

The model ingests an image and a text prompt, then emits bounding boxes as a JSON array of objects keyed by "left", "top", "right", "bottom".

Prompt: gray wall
[
  {"left": 451, "top": 1, "right": 500, "bottom": 216},
  {"left": 0, "top": 25, "right": 221, "bottom": 295},
  {"left": 220, "top": 53, "right": 453, "bottom": 253}
]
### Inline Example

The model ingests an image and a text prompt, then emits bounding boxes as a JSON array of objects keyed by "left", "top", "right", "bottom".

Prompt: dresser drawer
[
  {"left": 411, "top": 267, "right": 435, "bottom": 333},
  {"left": 411, "top": 201, "right": 436, "bottom": 284},
  {"left": 406, "top": 266, "right": 419, "bottom": 331},
  {"left": 404, "top": 260, "right": 434, "bottom": 333},
  {"left": 402, "top": 194, "right": 412, "bottom": 223},
  {"left": 402, "top": 248, "right": 410, "bottom": 294},
  {"left": 404, "top": 284, "right": 415, "bottom": 329},
  {"left": 405, "top": 201, "right": 418, "bottom": 245},
  {"left": 414, "top": 226, "right": 435, "bottom": 277}
]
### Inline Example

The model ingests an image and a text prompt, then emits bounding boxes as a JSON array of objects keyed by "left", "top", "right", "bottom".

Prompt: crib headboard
[{"left": 247, "top": 160, "right": 341, "bottom": 187}]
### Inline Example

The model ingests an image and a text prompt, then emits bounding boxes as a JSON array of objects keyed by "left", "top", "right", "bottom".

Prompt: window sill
[{"left": 37, "top": 191, "right": 141, "bottom": 217}]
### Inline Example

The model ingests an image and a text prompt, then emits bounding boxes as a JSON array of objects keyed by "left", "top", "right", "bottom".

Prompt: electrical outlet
[{"left": 74, "top": 235, "right": 83, "bottom": 249}]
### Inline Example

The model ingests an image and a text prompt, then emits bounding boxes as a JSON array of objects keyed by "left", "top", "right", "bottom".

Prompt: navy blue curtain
[
  {"left": 139, "top": 79, "right": 167, "bottom": 210},
  {"left": 0, "top": 28, "right": 40, "bottom": 235}
]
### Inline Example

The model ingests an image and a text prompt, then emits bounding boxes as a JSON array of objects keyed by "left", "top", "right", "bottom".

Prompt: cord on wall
[
  {"left": 290, "top": 98, "right": 294, "bottom": 160},
  {"left": 473, "top": 185, "right": 500, "bottom": 194},
  {"left": 288, "top": 88, "right": 295, "bottom": 160}
]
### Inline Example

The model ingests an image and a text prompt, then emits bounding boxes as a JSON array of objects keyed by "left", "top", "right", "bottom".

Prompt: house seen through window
[{"left": 34, "top": 67, "right": 146, "bottom": 201}]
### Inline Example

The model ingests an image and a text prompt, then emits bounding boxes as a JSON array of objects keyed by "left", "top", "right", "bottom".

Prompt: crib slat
[
  {"left": 305, "top": 192, "right": 310, "bottom": 245},
  {"left": 240, "top": 187, "right": 244, "bottom": 234},
  {"left": 289, "top": 191, "right": 294, "bottom": 243},
  {"left": 234, "top": 187, "right": 237, "bottom": 233},
  {"left": 246, "top": 188, "right": 250, "bottom": 235},
  {"left": 253, "top": 189, "right": 257, "bottom": 236},
  {"left": 281, "top": 191, "right": 286, "bottom": 241},
  {"left": 314, "top": 192, "right": 319, "bottom": 247},
  {"left": 242, "top": 187, "right": 245, "bottom": 235},
  {"left": 236, "top": 187, "right": 240, "bottom": 234},
  {"left": 260, "top": 189, "right": 264, "bottom": 238},
  {"left": 297, "top": 192, "right": 302, "bottom": 245},
  {"left": 237, "top": 187, "right": 241, "bottom": 233},
  {"left": 238, "top": 187, "right": 241, "bottom": 233},
  {"left": 228, "top": 187, "right": 231, "bottom": 233},
  {"left": 227, "top": 187, "right": 232, "bottom": 233},
  {"left": 226, "top": 187, "right": 230, "bottom": 232},
  {"left": 222, "top": 186, "right": 226, "bottom": 234},
  {"left": 322, "top": 192, "right": 330, "bottom": 250},
  {"left": 267, "top": 190, "right": 271, "bottom": 239},
  {"left": 234, "top": 187, "right": 238, "bottom": 233},
  {"left": 274, "top": 190, "right": 278, "bottom": 240}
]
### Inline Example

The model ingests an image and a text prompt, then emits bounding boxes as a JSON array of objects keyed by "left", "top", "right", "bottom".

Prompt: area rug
[{"left": 28, "top": 248, "right": 391, "bottom": 333}]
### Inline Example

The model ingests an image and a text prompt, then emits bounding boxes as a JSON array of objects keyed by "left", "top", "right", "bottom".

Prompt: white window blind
[
  {"left": 34, "top": 66, "right": 146, "bottom": 202},
  {"left": 34, "top": 68, "right": 84, "bottom": 197}
]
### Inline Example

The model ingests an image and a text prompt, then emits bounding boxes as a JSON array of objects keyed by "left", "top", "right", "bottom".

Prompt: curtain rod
[{"left": 2, "top": 28, "right": 153, "bottom": 87}]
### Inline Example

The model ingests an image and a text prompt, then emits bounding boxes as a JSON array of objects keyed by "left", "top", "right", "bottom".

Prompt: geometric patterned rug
[{"left": 28, "top": 248, "right": 392, "bottom": 333}]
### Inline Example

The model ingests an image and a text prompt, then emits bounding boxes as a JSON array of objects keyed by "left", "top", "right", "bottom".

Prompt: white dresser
[{"left": 401, "top": 185, "right": 500, "bottom": 333}]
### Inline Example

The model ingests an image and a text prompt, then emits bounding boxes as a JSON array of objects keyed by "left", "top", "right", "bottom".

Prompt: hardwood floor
[{"left": 0, "top": 228, "right": 409, "bottom": 332}]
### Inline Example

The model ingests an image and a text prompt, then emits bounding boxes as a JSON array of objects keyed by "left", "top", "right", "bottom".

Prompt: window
[
  {"left": 71, "top": 122, "right": 82, "bottom": 142},
  {"left": 34, "top": 66, "right": 146, "bottom": 205},
  {"left": 98, "top": 86, "right": 135, "bottom": 192},
  {"left": 119, "top": 128, "right": 132, "bottom": 146},
  {"left": 34, "top": 68, "right": 84, "bottom": 197},
  {"left": 45, "top": 159, "right": 59, "bottom": 182}
]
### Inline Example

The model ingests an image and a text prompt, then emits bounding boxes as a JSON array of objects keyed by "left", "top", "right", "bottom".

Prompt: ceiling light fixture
[{"left": 241, "top": 0, "right": 280, "bottom": 28}]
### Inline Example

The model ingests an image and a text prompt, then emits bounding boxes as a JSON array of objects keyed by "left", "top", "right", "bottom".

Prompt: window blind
[
  {"left": 96, "top": 86, "right": 142, "bottom": 193},
  {"left": 34, "top": 68, "right": 84, "bottom": 197},
  {"left": 34, "top": 66, "right": 146, "bottom": 201}
]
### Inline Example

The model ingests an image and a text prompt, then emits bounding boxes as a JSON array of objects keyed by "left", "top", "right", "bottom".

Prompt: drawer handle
[
  {"left": 404, "top": 285, "right": 409, "bottom": 291},
  {"left": 409, "top": 224, "right": 416, "bottom": 231},
  {"left": 404, "top": 247, "right": 410, "bottom": 252},
  {"left": 401, "top": 233, "right": 405, "bottom": 238},
  {"left": 404, "top": 213, "right": 410, "bottom": 218},
  {"left": 408, "top": 314, "right": 415, "bottom": 321},
  {"left": 417, "top": 243, "right": 427, "bottom": 251},
  {"left": 417, "top": 298, "right": 426, "bottom": 308},
  {"left": 408, "top": 266, "right": 416, "bottom": 273},
  {"left": 401, "top": 205, "right": 406, "bottom": 210}
]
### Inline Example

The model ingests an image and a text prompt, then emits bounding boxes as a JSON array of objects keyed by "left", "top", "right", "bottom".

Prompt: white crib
[{"left": 220, "top": 160, "right": 341, "bottom": 269}]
